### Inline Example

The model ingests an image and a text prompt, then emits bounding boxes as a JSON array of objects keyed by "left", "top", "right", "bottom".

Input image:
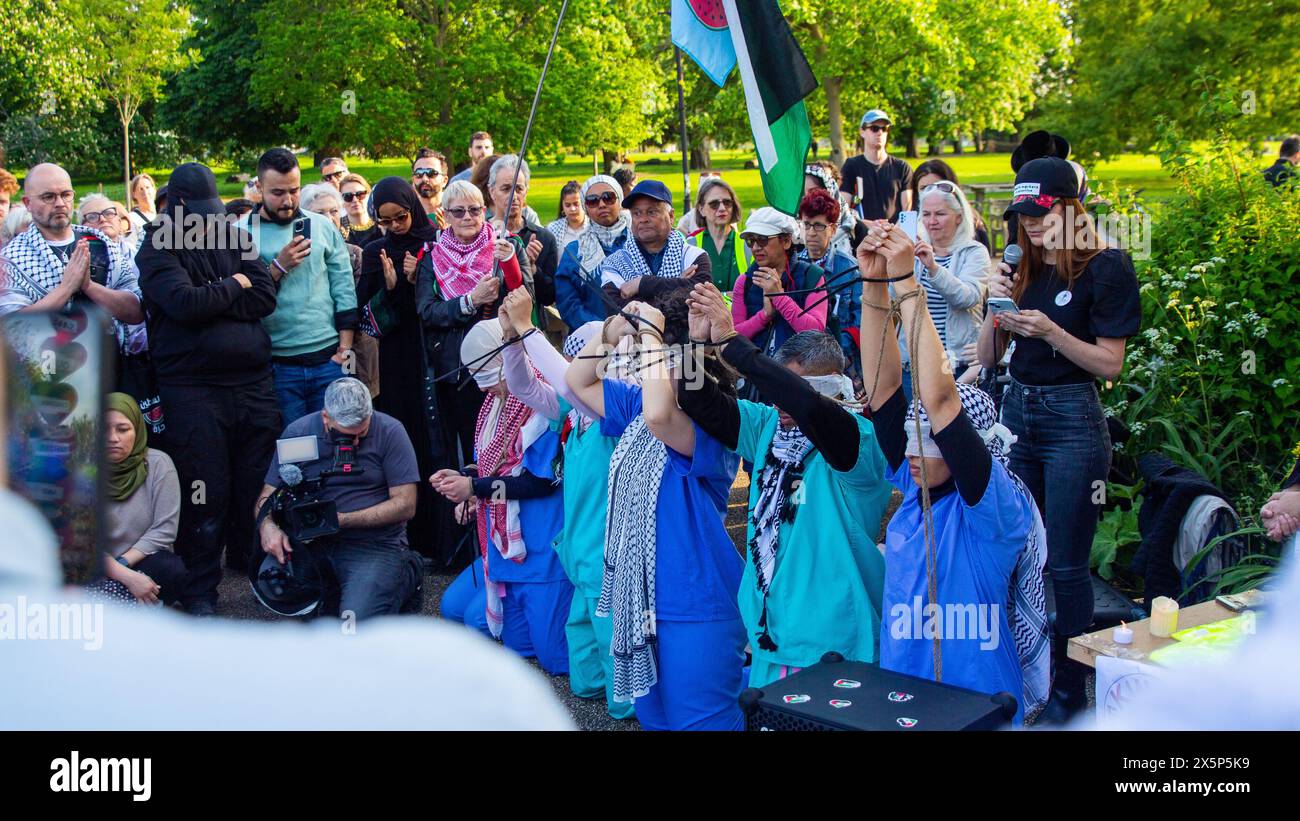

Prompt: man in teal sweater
[{"left": 240, "top": 148, "right": 358, "bottom": 421}]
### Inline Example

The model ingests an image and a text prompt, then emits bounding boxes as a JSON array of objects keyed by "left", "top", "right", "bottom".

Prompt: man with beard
[
  {"left": 0, "top": 164, "right": 143, "bottom": 351},
  {"left": 240, "top": 148, "right": 358, "bottom": 422},
  {"left": 412, "top": 148, "right": 449, "bottom": 230},
  {"left": 487, "top": 155, "right": 556, "bottom": 309}
]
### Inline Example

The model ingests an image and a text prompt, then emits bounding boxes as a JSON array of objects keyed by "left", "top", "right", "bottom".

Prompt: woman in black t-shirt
[{"left": 975, "top": 157, "right": 1140, "bottom": 724}]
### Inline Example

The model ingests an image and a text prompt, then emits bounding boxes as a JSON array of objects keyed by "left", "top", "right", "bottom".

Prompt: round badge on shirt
[{"left": 1055, "top": 290, "right": 1073, "bottom": 307}]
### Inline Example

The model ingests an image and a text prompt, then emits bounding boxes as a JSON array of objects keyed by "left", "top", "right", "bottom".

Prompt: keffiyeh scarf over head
[
  {"left": 597, "top": 414, "right": 668, "bottom": 703},
  {"left": 576, "top": 175, "right": 631, "bottom": 273},
  {"left": 905, "top": 383, "right": 1051, "bottom": 714},
  {"left": 599, "top": 225, "right": 687, "bottom": 289}
]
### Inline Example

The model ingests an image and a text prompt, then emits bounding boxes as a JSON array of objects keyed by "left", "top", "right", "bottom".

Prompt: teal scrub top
[
  {"left": 733, "top": 402, "right": 893, "bottom": 676},
  {"left": 549, "top": 399, "right": 617, "bottom": 599}
]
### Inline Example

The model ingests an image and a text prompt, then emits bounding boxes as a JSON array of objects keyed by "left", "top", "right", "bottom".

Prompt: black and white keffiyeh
[
  {"left": 748, "top": 425, "right": 814, "bottom": 651},
  {"left": 599, "top": 228, "right": 687, "bottom": 289},
  {"left": 0, "top": 224, "right": 142, "bottom": 351},
  {"left": 906, "top": 382, "right": 1051, "bottom": 714},
  {"left": 596, "top": 413, "right": 668, "bottom": 703}
]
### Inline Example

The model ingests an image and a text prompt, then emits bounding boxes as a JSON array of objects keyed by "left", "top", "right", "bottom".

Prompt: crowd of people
[{"left": 3, "top": 113, "right": 1296, "bottom": 732}]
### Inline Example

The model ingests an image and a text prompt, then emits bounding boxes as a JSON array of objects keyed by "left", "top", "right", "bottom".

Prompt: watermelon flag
[
  {"left": 672, "top": 0, "right": 818, "bottom": 215},
  {"left": 670, "top": 0, "right": 735, "bottom": 87}
]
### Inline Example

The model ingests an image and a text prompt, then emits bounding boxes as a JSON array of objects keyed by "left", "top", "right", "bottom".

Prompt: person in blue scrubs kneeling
[
  {"left": 566, "top": 286, "right": 746, "bottom": 731},
  {"left": 857, "top": 220, "right": 1050, "bottom": 725},
  {"left": 431, "top": 319, "right": 573, "bottom": 675}
]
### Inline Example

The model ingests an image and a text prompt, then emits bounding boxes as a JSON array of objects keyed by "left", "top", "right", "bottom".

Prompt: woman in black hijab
[{"left": 357, "top": 177, "right": 451, "bottom": 564}]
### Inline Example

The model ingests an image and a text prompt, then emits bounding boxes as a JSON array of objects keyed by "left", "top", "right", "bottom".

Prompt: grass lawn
[{"left": 76, "top": 147, "right": 1181, "bottom": 221}]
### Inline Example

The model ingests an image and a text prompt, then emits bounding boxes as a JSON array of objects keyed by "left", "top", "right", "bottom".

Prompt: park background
[{"left": 3, "top": 0, "right": 1299, "bottom": 597}]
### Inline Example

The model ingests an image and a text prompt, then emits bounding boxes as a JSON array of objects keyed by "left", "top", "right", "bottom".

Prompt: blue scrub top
[
  {"left": 879, "top": 459, "right": 1033, "bottom": 724},
  {"left": 601, "top": 380, "right": 742, "bottom": 622},
  {"left": 482, "top": 427, "right": 567, "bottom": 584}
]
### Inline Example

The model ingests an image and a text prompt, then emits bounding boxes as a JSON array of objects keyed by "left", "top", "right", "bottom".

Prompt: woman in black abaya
[{"left": 358, "top": 178, "right": 460, "bottom": 566}]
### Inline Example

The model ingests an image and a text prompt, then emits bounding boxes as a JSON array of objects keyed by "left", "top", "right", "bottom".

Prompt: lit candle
[
  {"left": 1113, "top": 621, "right": 1134, "bottom": 645},
  {"left": 1149, "top": 596, "right": 1180, "bottom": 638}
]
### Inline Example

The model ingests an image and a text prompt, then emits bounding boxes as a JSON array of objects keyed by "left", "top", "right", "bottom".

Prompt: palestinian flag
[{"left": 673, "top": 1, "right": 816, "bottom": 215}]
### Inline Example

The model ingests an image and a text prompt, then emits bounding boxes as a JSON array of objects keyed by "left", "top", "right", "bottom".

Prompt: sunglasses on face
[
  {"left": 341, "top": 190, "right": 369, "bottom": 203},
  {"left": 322, "top": 171, "right": 346, "bottom": 182},
  {"left": 704, "top": 198, "right": 733, "bottom": 211},
  {"left": 584, "top": 191, "right": 619, "bottom": 207},
  {"left": 447, "top": 206, "right": 485, "bottom": 219},
  {"left": 413, "top": 168, "right": 444, "bottom": 179},
  {"left": 741, "top": 234, "right": 776, "bottom": 248},
  {"left": 864, "top": 124, "right": 890, "bottom": 133},
  {"left": 377, "top": 210, "right": 412, "bottom": 228}
]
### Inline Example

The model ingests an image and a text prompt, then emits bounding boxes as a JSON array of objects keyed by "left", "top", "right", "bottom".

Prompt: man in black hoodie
[{"left": 135, "top": 163, "right": 280, "bottom": 615}]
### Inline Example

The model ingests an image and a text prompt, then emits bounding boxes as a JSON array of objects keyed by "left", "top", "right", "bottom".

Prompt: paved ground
[{"left": 214, "top": 468, "right": 1077, "bottom": 729}]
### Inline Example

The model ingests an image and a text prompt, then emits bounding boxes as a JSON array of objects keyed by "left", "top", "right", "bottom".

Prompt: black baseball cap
[
  {"left": 1004, "top": 157, "right": 1080, "bottom": 219},
  {"left": 622, "top": 179, "right": 673, "bottom": 209},
  {"left": 166, "top": 162, "right": 226, "bottom": 216}
]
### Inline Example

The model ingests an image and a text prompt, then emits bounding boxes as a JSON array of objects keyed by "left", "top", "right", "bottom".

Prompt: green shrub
[{"left": 1101, "top": 122, "right": 1300, "bottom": 521}]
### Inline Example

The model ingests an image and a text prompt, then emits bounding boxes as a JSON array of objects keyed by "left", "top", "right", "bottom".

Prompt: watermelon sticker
[
  {"left": 888, "top": 691, "right": 914, "bottom": 703},
  {"left": 896, "top": 717, "right": 918, "bottom": 728},
  {"left": 782, "top": 694, "right": 810, "bottom": 704},
  {"left": 833, "top": 679, "right": 861, "bottom": 689},
  {"left": 829, "top": 699, "right": 852, "bottom": 708},
  {"left": 688, "top": 0, "right": 727, "bottom": 29}
]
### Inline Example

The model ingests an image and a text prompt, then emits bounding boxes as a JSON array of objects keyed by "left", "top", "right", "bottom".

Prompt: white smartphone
[
  {"left": 987, "top": 297, "right": 1020, "bottom": 315},
  {"left": 897, "top": 210, "right": 919, "bottom": 242}
]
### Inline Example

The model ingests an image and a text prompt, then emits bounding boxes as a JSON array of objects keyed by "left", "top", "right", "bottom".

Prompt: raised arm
[
  {"left": 625, "top": 301, "right": 695, "bottom": 456},
  {"left": 856, "top": 223, "right": 903, "bottom": 411},
  {"left": 565, "top": 321, "right": 618, "bottom": 420},
  {"left": 499, "top": 289, "right": 560, "bottom": 421}
]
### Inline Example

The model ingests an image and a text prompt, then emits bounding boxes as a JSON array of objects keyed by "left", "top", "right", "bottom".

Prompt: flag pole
[
  {"left": 501, "top": 0, "right": 570, "bottom": 237},
  {"left": 674, "top": 45, "right": 692, "bottom": 215}
]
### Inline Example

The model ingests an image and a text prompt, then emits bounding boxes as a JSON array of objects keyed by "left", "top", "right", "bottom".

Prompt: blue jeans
[
  {"left": 1000, "top": 377, "right": 1111, "bottom": 636},
  {"left": 316, "top": 539, "right": 423, "bottom": 620},
  {"left": 273, "top": 358, "right": 345, "bottom": 423}
]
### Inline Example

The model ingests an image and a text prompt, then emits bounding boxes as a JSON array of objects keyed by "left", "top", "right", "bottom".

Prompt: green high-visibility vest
[{"left": 689, "top": 227, "right": 751, "bottom": 293}]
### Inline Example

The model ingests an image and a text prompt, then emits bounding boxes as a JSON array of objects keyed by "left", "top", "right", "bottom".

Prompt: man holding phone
[{"left": 239, "top": 148, "right": 358, "bottom": 423}]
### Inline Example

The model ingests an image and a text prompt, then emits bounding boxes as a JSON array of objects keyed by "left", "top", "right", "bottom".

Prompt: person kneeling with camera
[{"left": 255, "top": 377, "right": 423, "bottom": 620}]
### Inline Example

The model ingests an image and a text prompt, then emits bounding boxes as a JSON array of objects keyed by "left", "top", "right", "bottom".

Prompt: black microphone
[{"left": 1002, "top": 243, "right": 1023, "bottom": 279}]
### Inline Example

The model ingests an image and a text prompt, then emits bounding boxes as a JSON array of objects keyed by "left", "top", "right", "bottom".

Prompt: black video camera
[{"left": 265, "top": 433, "right": 366, "bottom": 544}]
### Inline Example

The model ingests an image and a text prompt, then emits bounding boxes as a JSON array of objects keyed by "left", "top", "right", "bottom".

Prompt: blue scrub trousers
[
  {"left": 633, "top": 617, "right": 747, "bottom": 731},
  {"left": 567, "top": 594, "right": 635, "bottom": 720},
  {"left": 441, "top": 560, "right": 490, "bottom": 635},
  {"left": 440, "top": 559, "right": 573, "bottom": 675}
]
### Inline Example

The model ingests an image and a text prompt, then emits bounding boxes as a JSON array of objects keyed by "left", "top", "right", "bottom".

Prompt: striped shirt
[{"left": 920, "top": 253, "right": 952, "bottom": 346}]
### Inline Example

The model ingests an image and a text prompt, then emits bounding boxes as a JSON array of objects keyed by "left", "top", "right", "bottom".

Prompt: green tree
[
  {"left": 78, "top": 0, "right": 193, "bottom": 196},
  {"left": 1037, "top": 0, "right": 1300, "bottom": 159},
  {"left": 161, "top": 0, "right": 292, "bottom": 163},
  {"left": 249, "top": 0, "right": 663, "bottom": 165}
]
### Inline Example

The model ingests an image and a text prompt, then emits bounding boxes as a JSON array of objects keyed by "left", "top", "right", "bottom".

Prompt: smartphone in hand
[
  {"left": 896, "top": 211, "right": 919, "bottom": 242},
  {"left": 987, "top": 297, "right": 1020, "bottom": 315},
  {"left": 292, "top": 217, "right": 312, "bottom": 242}
]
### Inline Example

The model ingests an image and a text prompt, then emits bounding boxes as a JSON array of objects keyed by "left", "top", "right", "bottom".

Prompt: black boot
[{"left": 1036, "top": 631, "right": 1090, "bottom": 726}]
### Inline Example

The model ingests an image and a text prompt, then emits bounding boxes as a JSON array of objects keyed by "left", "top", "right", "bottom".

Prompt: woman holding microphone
[{"left": 976, "top": 157, "right": 1140, "bottom": 723}]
